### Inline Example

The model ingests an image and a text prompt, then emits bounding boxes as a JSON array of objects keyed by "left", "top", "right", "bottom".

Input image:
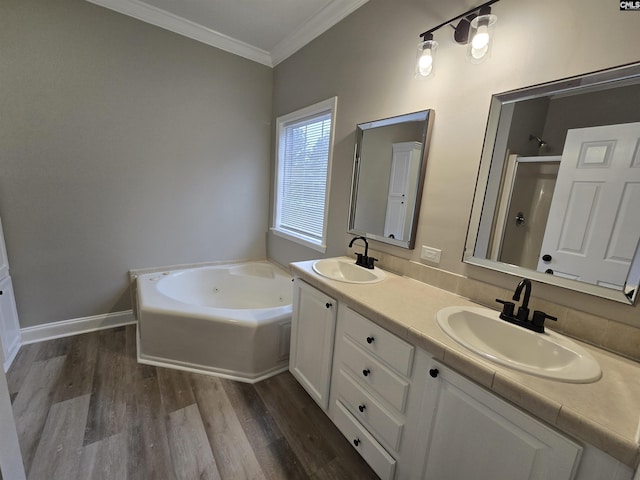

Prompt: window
[{"left": 272, "top": 97, "right": 337, "bottom": 252}]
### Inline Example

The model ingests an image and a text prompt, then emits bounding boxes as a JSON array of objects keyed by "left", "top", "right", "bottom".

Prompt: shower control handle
[
  {"left": 429, "top": 368, "right": 439, "bottom": 378},
  {"left": 358, "top": 404, "right": 366, "bottom": 412},
  {"left": 353, "top": 438, "right": 360, "bottom": 447},
  {"left": 325, "top": 302, "right": 333, "bottom": 309},
  {"left": 362, "top": 368, "right": 371, "bottom": 377},
  {"left": 366, "top": 336, "right": 374, "bottom": 344}
]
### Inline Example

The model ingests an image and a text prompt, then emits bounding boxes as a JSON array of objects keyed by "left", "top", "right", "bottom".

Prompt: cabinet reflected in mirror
[
  {"left": 348, "top": 110, "right": 434, "bottom": 249},
  {"left": 465, "top": 63, "right": 640, "bottom": 304}
]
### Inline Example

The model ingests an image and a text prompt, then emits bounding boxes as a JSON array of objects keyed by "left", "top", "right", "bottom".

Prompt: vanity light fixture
[{"left": 416, "top": 0, "right": 500, "bottom": 78}]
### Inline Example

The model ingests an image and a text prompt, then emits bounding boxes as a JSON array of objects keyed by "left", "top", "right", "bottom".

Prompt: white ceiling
[{"left": 86, "top": 0, "right": 369, "bottom": 67}]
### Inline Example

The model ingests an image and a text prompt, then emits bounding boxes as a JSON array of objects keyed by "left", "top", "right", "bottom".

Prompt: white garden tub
[{"left": 136, "top": 261, "right": 293, "bottom": 383}]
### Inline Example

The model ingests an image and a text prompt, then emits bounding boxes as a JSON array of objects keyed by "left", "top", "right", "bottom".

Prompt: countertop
[{"left": 290, "top": 257, "right": 640, "bottom": 469}]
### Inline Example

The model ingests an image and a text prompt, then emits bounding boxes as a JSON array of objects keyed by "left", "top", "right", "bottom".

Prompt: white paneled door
[{"left": 538, "top": 122, "right": 640, "bottom": 288}]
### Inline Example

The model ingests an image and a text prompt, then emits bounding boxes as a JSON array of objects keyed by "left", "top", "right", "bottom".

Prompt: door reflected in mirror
[
  {"left": 465, "top": 63, "right": 640, "bottom": 304},
  {"left": 348, "top": 110, "right": 434, "bottom": 249}
]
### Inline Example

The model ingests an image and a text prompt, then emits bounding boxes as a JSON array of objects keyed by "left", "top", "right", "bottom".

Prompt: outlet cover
[{"left": 421, "top": 245, "right": 442, "bottom": 264}]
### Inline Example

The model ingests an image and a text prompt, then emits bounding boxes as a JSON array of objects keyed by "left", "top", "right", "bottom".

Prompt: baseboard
[{"left": 20, "top": 310, "right": 136, "bottom": 345}]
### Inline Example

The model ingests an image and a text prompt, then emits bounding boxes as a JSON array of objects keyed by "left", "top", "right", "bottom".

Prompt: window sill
[{"left": 271, "top": 228, "right": 326, "bottom": 253}]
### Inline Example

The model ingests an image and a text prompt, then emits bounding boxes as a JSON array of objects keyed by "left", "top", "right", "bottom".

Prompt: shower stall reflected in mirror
[{"left": 489, "top": 155, "right": 560, "bottom": 270}]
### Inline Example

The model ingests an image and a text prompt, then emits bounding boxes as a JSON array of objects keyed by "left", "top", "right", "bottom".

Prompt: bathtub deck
[{"left": 7, "top": 325, "right": 377, "bottom": 480}]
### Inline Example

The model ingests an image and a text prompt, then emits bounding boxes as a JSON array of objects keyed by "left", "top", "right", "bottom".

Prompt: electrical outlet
[{"left": 421, "top": 245, "right": 442, "bottom": 264}]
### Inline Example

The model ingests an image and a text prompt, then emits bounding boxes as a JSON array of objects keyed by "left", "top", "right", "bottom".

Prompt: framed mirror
[
  {"left": 348, "top": 110, "right": 434, "bottom": 249},
  {"left": 465, "top": 62, "right": 640, "bottom": 304}
]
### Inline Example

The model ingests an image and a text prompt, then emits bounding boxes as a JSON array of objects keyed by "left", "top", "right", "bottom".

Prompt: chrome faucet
[
  {"left": 348, "top": 236, "right": 377, "bottom": 269},
  {"left": 495, "top": 278, "right": 557, "bottom": 333}
]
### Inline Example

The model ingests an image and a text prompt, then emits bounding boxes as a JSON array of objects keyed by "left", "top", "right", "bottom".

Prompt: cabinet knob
[
  {"left": 358, "top": 404, "right": 366, "bottom": 413},
  {"left": 542, "top": 254, "right": 552, "bottom": 262},
  {"left": 325, "top": 302, "right": 333, "bottom": 309},
  {"left": 0, "top": 290, "right": 3, "bottom": 295},
  {"left": 362, "top": 368, "right": 371, "bottom": 377},
  {"left": 366, "top": 336, "right": 374, "bottom": 344},
  {"left": 353, "top": 438, "right": 360, "bottom": 447},
  {"left": 429, "top": 368, "right": 439, "bottom": 378}
]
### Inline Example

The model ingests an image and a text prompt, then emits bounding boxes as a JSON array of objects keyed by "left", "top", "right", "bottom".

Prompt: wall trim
[
  {"left": 20, "top": 310, "right": 136, "bottom": 345},
  {"left": 85, "top": 0, "right": 369, "bottom": 67}
]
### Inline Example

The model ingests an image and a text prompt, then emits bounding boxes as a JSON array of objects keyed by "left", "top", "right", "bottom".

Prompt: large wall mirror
[
  {"left": 348, "top": 110, "right": 434, "bottom": 249},
  {"left": 465, "top": 62, "right": 640, "bottom": 304}
]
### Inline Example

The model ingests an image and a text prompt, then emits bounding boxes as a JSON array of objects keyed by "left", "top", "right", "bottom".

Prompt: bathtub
[{"left": 136, "top": 261, "right": 293, "bottom": 383}]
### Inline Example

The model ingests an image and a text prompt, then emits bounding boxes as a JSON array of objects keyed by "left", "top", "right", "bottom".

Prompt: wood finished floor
[{"left": 7, "top": 325, "right": 378, "bottom": 480}]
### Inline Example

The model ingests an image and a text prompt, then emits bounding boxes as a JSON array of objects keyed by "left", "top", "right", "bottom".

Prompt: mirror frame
[
  {"left": 464, "top": 62, "right": 640, "bottom": 304},
  {"left": 348, "top": 110, "right": 435, "bottom": 249}
]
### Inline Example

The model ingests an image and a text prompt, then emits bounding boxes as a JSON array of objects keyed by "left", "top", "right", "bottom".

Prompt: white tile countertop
[{"left": 290, "top": 257, "right": 640, "bottom": 469}]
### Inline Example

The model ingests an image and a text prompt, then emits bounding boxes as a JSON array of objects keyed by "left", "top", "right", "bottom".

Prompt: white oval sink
[
  {"left": 436, "top": 306, "right": 601, "bottom": 383},
  {"left": 312, "top": 258, "right": 386, "bottom": 284}
]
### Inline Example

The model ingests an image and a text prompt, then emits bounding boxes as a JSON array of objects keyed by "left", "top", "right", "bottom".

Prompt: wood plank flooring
[{"left": 7, "top": 325, "right": 378, "bottom": 480}]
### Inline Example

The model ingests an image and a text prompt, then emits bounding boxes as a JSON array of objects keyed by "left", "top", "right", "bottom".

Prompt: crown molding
[
  {"left": 86, "top": 0, "right": 368, "bottom": 67},
  {"left": 86, "top": 0, "right": 273, "bottom": 66},
  {"left": 270, "top": 0, "right": 369, "bottom": 66}
]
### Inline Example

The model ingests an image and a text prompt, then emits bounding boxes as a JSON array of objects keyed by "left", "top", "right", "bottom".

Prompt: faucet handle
[
  {"left": 366, "top": 257, "right": 378, "bottom": 269},
  {"left": 495, "top": 298, "right": 515, "bottom": 317},
  {"left": 531, "top": 311, "right": 557, "bottom": 333}
]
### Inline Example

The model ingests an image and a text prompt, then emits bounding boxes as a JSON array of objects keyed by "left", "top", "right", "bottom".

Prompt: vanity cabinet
[
  {"left": 418, "top": 360, "right": 583, "bottom": 479},
  {"left": 328, "top": 306, "right": 429, "bottom": 480},
  {"left": 289, "top": 271, "right": 637, "bottom": 480},
  {"left": 289, "top": 279, "right": 337, "bottom": 410}
]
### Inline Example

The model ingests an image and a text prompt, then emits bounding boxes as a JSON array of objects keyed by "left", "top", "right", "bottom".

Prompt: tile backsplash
[{"left": 366, "top": 250, "right": 640, "bottom": 362}]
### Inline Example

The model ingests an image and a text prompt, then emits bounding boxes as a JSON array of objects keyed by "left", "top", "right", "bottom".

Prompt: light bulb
[
  {"left": 471, "top": 26, "right": 489, "bottom": 50},
  {"left": 418, "top": 50, "right": 433, "bottom": 76},
  {"left": 415, "top": 39, "right": 437, "bottom": 78},
  {"left": 468, "top": 13, "right": 496, "bottom": 62}
]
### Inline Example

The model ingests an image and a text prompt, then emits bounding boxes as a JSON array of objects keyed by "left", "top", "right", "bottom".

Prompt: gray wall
[
  {"left": 268, "top": 0, "right": 640, "bottom": 327},
  {"left": 0, "top": 0, "right": 273, "bottom": 327}
]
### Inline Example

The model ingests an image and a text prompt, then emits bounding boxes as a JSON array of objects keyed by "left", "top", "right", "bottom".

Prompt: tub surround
[{"left": 290, "top": 257, "right": 640, "bottom": 469}]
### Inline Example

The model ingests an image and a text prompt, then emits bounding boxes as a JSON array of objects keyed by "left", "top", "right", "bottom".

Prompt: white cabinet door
[
  {"left": 289, "top": 279, "right": 337, "bottom": 410},
  {"left": 0, "top": 276, "right": 21, "bottom": 372},
  {"left": 420, "top": 362, "right": 582, "bottom": 480}
]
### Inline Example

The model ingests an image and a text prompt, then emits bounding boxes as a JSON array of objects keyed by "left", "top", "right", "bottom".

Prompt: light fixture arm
[{"left": 419, "top": 0, "right": 500, "bottom": 40}]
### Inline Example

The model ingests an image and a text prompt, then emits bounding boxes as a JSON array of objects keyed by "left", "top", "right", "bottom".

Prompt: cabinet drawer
[
  {"left": 340, "top": 336, "right": 409, "bottom": 412},
  {"left": 335, "top": 369, "right": 404, "bottom": 451},
  {"left": 333, "top": 400, "right": 396, "bottom": 480},
  {"left": 343, "top": 307, "right": 414, "bottom": 376}
]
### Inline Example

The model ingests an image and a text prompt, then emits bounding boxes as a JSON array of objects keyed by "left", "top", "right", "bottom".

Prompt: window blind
[{"left": 278, "top": 111, "right": 332, "bottom": 242}]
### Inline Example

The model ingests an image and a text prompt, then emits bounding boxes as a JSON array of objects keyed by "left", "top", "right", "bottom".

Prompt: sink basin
[
  {"left": 436, "top": 306, "right": 601, "bottom": 383},
  {"left": 312, "top": 258, "right": 386, "bottom": 284}
]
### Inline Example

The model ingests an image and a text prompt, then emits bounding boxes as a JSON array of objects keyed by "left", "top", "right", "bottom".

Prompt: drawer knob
[
  {"left": 362, "top": 368, "right": 371, "bottom": 377},
  {"left": 366, "top": 336, "right": 374, "bottom": 344},
  {"left": 325, "top": 302, "right": 333, "bottom": 309},
  {"left": 358, "top": 404, "right": 366, "bottom": 413},
  {"left": 429, "top": 368, "right": 439, "bottom": 378},
  {"left": 353, "top": 438, "right": 360, "bottom": 447}
]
